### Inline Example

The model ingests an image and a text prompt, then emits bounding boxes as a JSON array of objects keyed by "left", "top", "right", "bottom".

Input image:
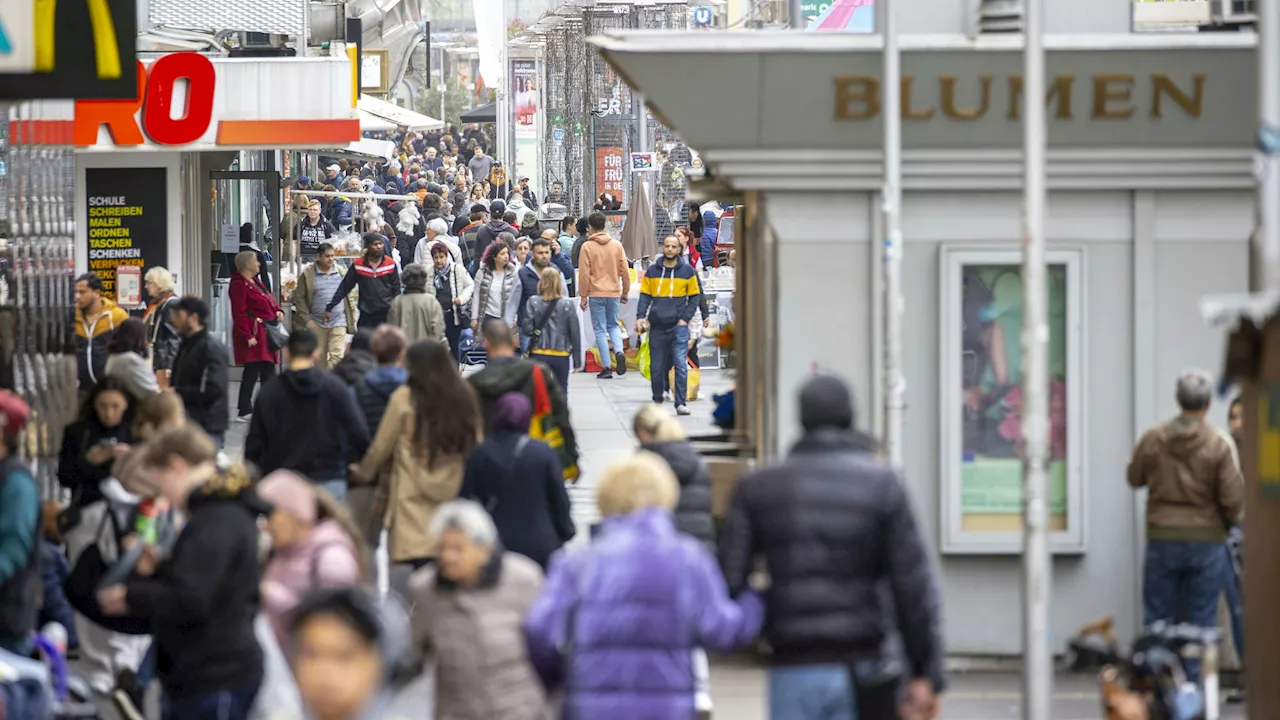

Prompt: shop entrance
[{"left": 208, "top": 170, "right": 281, "bottom": 349}]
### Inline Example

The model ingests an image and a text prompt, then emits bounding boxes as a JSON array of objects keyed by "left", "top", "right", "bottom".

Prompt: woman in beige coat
[
  {"left": 350, "top": 338, "right": 481, "bottom": 600},
  {"left": 410, "top": 500, "right": 550, "bottom": 720}
]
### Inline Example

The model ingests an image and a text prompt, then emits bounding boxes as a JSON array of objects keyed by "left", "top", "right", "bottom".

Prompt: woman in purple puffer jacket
[{"left": 524, "top": 451, "right": 763, "bottom": 720}]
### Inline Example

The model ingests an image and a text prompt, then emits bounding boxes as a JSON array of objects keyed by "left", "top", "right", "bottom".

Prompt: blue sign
[
  {"left": 692, "top": 7, "right": 713, "bottom": 26},
  {"left": 553, "top": 128, "right": 566, "bottom": 144}
]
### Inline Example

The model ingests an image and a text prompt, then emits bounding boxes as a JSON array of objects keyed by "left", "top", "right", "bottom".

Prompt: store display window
[{"left": 939, "top": 247, "right": 1086, "bottom": 554}]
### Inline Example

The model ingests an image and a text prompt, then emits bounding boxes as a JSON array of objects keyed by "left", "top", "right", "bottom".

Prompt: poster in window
[
  {"left": 941, "top": 247, "right": 1084, "bottom": 553},
  {"left": 960, "top": 264, "right": 1069, "bottom": 529},
  {"left": 84, "top": 167, "right": 168, "bottom": 304}
]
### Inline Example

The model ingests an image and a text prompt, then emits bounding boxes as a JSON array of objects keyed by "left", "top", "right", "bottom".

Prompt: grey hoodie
[{"left": 520, "top": 296, "right": 581, "bottom": 366}]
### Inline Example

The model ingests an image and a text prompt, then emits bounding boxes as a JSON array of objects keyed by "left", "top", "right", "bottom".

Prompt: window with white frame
[{"left": 938, "top": 247, "right": 1086, "bottom": 554}]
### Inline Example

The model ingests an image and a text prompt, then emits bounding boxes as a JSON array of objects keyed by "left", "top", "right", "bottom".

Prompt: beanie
[
  {"left": 257, "top": 470, "right": 317, "bottom": 524},
  {"left": 799, "top": 375, "right": 855, "bottom": 432}
]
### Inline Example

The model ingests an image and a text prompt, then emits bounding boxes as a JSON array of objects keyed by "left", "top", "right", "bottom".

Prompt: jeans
[
  {"left": 649, "top": 324, "right": 689, "bottom": 405},
  {"left": 237, "top": 361, "right": 276, "bottom": 416},
  {"left": 531, "top": 352, "right": 572, "bottom": 397},
  {"left": 1223, "top": 542, "right": 1245, "bottom": 661},
  {"left": 588, "top": 297, "right": 623, "bottom": 369},
  {"left": 769, "top": 664, "right": 855, "bottom": 720},
  {"left": 162, "top": 682, "right": 260, "bottom": 720},
  {"left": 1143, "top": 538, "right": 1230, "bottom": 681},
  {"left": 318, "top": 478, "right": 348, "bottom": 502},
  {"left": 137, "top": 642, "right": 156, "bottom": 688},
  {"left": 519, "top": 332, "right": 532, "bottom": 356}
]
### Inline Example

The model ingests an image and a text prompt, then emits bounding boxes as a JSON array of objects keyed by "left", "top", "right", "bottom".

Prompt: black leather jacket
[{"left": 146, "top": 293, "right": 181, "bottom": 371}]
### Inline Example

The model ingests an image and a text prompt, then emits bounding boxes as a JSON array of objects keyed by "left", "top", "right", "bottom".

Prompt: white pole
[
  {"left": 789, "top": 0, "right": 805, "bottom": 28},
  {"left": 1020, "top": 0, "right": 1052, "bottom": 714},
  {"left": 880, "top": 0, "right": 905, "bottom": 470},
  {"left": 1262, "top": 0, "right": 1280, "bottom": 292}
]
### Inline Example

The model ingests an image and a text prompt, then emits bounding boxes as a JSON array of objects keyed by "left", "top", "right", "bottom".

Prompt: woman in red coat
[{"left": 231, "top": 250, "right": 283, "bottom": 420}]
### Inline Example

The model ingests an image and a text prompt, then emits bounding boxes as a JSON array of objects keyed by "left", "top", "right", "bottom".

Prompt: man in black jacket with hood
[
  {"left": 168, "top": 297, "right": 230, "bottom": 446},
  {"left": 472, "top": 199, "right": 518, "bottom": 270},
  {"left": 245, "top": 329, "right": 371, "bottom": 500},
  {"left": 719, "top": 375, "right": 945, "bottom": 720}
]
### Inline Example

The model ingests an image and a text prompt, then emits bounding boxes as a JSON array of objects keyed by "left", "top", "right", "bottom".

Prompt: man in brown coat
[
  {"left": 577, "top": 211, "right": 631, "bottom": 379},
  {"left": 1127, "top": 368, "right": 1243, "bottom": 680}
]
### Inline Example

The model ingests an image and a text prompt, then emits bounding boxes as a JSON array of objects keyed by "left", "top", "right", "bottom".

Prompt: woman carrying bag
[
  {"left": 143, "top": 267, "right": 180, "bottom": 389},
  {"left": 520, "top": 267, "right": 580, "bottom": 395},
  {"left": 230, "top": 251, "right": 284, "bottom": 422}
]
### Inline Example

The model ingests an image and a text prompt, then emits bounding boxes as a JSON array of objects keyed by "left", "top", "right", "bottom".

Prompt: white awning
[
  {"left": 357, "top": 95, "right": 444, "bottom": 131},
  {"left": 358, "top": 109, "right": 396, "bottom": 133},
  {"left": 341, "top": 137, "right": 397, "bottom": 162}
]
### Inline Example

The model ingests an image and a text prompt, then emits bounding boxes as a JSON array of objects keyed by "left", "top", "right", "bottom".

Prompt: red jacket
[{"left": 230, "top": 273, "right": 282, "bottom": 365}]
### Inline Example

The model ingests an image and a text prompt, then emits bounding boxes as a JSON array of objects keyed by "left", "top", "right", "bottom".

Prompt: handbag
[
  {"left": 63, "top": 508, "right": 150, "bottom": 635},
  {"left": 526, "top": 300, "right": 559, "bottom": 356},
  {"left": 263, "top": 320, "right": 290, "bottom": 353}
]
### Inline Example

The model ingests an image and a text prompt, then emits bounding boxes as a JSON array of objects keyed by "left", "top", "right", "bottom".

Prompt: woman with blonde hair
[
  {"left": 525, "top": 451, "right": 763, "bottom": 720},
  {"left": 229, "top": 249, "right": 283, "bottom": 421},
  {"left": 519, "top": 266, "right": 580, "bottom": 393},
  {"left": 142, "top": 266, "right": 180, "bottom": 386},
  {"left": 633, "top": 405, "right": 713, "bottom": 548}
]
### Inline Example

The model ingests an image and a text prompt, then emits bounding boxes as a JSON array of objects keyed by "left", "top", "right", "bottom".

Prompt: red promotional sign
[
  {"left": 74, "top": 52, "right": 216, "bottom": 146},
  {"left": 595, "top": 146, "right": 625, "bottom": 196}
]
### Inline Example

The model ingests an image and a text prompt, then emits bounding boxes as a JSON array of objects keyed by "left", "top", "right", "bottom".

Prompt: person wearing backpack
[
  {"left": 459, "top": 393, "right": 574, "bottom": 571},
  {"left": 255, "top": 470, "right": 367, "bottom": 645},
  {"left": 0, "top": 391, "right": 39, "bottom": 656}
]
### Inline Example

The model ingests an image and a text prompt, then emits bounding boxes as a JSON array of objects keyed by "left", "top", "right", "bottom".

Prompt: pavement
[{"left": 79, "top": 365, "right": 1245, "bottom": 719}]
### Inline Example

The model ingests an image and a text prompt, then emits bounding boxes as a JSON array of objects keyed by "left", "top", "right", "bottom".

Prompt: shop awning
[
  {"left": 357, "top": 95, "right": 444, "bottom": 130},
  {"left": 329, "top": 137, "right": 397, "bottom": 162},
  {"left": 460, "top": 102, "right": 497, "bottom": 124},
  {"left": 358, "top": 109, "right": 397, "bottom": 133}
]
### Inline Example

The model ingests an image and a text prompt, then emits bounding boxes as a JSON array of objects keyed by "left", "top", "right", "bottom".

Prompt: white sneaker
[{"left": 676, "top": 405, "right": 691, "bottom": 416}]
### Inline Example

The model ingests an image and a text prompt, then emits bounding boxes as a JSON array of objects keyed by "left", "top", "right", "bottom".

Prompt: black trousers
[
  {"left": 358, "top": 310, "right": 388, "bottom": 330},
  {"left": 238, "top": 361, "right": 276, "bottom": 416},
  {"left": 444, "top": 313, "right": 463, "bottom": 361}
]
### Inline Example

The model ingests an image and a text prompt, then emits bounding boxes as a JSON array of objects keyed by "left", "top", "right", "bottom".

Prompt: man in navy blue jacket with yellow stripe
[{"left": 637, "top": 235, "right": 701, "bottom": 414}]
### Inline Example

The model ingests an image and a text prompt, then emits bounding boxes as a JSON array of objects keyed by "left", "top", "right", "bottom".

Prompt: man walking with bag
[{"left": 637, "top": 236, "right": 700, "bottom": 415}]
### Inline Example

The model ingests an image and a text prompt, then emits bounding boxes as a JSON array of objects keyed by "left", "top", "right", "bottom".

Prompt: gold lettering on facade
[
  {"left": 1091, "top": 74, "right": 1136, "bottom": 119},
  {"left": 834, "top": 75, "right": 880, "bottom": 120},
  {"left": 939, "top": 75, "right": 993, "bottom": 120},
  {"left": 901, "top": 76, "right": 935, "bottom": 119},
  {"left": 1007, "top": 74, "right": 1075, "bottom": 120},
  {"left": 1151, "top": 73, "right": 1205, "bottom": 119}
]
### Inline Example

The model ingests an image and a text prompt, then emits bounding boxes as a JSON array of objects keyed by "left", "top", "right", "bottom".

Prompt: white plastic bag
[{"left": 248, "top": 614, "right": 304, "bottom": 720}]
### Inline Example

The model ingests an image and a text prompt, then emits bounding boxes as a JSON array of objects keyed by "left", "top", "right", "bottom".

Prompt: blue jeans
[
  {"left": 588, "top": 297, "right": 623, "bottom": 369},
  {"left": 769, "top": 664, "right": 855, "bottom": 720},
  {"left": 1143, "top": 538, "right": 1229, "bottom": 681},
  {"left": 319, "top": 478, "right": 348, "bottom": 502},
  {"left": 137, "top": 642, "right": 157, "bottom": 688},
  {"left": 162, "top": 682, "right": 260, "bottom": 720},
  {"left": 649, "top": 324, "right": 689, "bottom": 405}
]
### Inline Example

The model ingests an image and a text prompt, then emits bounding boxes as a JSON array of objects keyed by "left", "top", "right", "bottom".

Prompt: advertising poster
[
  {"left": 959, "top": 264, "right": 1069, "bottom": 531},
  {"left": 85, "top": 167, "right": 168, "bottom": 302},
  {"left": 596, "top": 146, "right": 626, "bottom": 197},
  {"left": 511, "top": 58, "right": 541, "bottom": 195}
]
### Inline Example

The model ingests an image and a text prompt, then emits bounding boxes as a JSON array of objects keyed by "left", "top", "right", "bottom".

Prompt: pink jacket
[{"left": 261, "top": 519, "right": 361, "bottom": 642}]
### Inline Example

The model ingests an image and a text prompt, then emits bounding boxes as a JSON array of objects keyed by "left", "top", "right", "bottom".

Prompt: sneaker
[
  {"left": 236, "top": 413, "right": 253, "bottom": 422},
  {"left": 676, "top": 405, "right": 691, "bottom": 416},
  {"left": 614, "top": 352, "right": 627, "bottom": 375},
  {"left": 112, "top": 669, "right": 145, "bottom": 720},
  {"left": 596, "top": 368, "right": 614, "bottom": 379},
  {"left": 663, "top": 391, "right": 672, "bottom": 401}
]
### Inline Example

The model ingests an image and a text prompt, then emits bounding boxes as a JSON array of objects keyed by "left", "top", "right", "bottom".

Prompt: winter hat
[
  {"left": 257, "top": 470, "right": 317, "bottom": 525},
  {"left": 493, "top": 392, "right": 532, "bottom": 432},
  {"left": 490, "top": 199, "right": 506, "bottom": 215},
  {"left": 799, "top": 375, "right": 855, "bottom": 432},
  {"left": 0, "top": 391, "right": 31, "bottom": 437},
  {"left": 363, "top": 231, "right": 388, "bottom": 249}
]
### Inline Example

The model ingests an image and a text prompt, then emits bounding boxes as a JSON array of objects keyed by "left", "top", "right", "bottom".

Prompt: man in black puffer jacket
[{"left": 719, "top": 375, "right": 945, "bottom": 720}]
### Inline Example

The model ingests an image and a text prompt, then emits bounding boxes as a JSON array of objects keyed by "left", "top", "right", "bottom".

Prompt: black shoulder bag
[{"left": 526, "top": 301, "right": 559, "bottom": 357}]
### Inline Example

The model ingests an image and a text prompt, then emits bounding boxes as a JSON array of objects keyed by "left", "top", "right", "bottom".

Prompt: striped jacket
[
  {"left": 636, "top": 259, "right": 700, "bottom": 329},
  {"left": 325, "top": 254, "right": 401, "bottom": 320}
]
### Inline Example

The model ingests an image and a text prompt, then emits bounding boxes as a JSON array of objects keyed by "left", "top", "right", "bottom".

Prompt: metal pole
[
  {"left": 439, "top": 47, "right": 447, "bottom": 122},
  {"left": 788, "top": 0, "right": 805, "bottom": 28},
  {"left": 880, "top": 0, "right": 904, "bottom": 470},
  {"left": 1020, "top": 0, "right": 1052, "bottom": 714},
  {"left": 1262, "top": 0, "right": 1280, "bottom": 293}
]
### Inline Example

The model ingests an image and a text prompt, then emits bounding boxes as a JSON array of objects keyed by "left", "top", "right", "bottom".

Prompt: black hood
[
  {"left": 486, "top": 219, "right": 514, "bottom": 233},
  {"left": 280, "top": 367, "right": 325, "bottom": 397},
  {"left": 643, "top": 440, "right": 703, "bottom": 486},
  {"left": 799, "top": 375, "right": 855, "bottom": 432}
]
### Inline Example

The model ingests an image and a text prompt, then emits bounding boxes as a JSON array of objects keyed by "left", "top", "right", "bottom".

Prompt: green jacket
[
  {"left": 468, "top": 356, "right": 579, "bottom": 481},
  {"left": 0, "top": 459, "right": 39, "bottom": 651}
]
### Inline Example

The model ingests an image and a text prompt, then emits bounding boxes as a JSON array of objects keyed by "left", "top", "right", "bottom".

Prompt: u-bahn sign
[{"left": 0, "top": 0, "right": 138, "bottom": 99}]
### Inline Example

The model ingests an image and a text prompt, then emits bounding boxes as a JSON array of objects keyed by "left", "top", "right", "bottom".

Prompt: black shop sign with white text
[{"left": 85, "top": 167, "right": 168, "bottom": 303}]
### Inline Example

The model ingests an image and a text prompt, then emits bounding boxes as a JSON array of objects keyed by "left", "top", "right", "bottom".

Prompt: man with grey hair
[
  {"left": 1127, "top": 368, "right": 1244, "bottom": 680},
  {"left": 414, "top": 217, "right": 462, "bottom": 266}
]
